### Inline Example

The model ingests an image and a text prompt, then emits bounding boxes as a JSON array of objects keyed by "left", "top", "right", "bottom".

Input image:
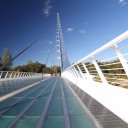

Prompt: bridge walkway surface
[
  {"left": 0, "top": 77, "right": 42, "bottom": 97},
  {"left": 0, "top": 77, "right": 99, "bottom": 128}
]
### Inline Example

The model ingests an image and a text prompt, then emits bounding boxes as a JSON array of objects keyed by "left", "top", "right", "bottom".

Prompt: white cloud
[
  {"left": 43, "top": 0, "right": 52, "bottom": 17},
  {"left": 48, "top": 41, "right": 53, "bottom": 45},
  {"left": 66, "top": 28, "right": 74, "bottom": 33},
  {"left": 118, "top": 0, "right": 127, "bottom": 6},
  {"left": 119, "top": 0, "right": 125, "bottom": 3},
  {"left": 45, "top": 39, "right": 53, "bottom": 45},
  {"left": 79, "top": 29, "right": 86, "bottom": 34}
]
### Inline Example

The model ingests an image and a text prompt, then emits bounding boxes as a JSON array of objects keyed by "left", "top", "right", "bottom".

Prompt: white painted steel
[
  {"left": 114, "top": 45, "right": 128, "bottom": 76},
  {"left": 76, "top": 65, "right": 85, "bottom": 79},
  {"left": 92, "top": 57, "right": 108, "bottom": 84},
  {"left": 62, "top": 31, "right": 128, "bottom": 124},
  {"left": 0, "top": 71, "right": 47, "bottom": 79},
  {"left": 63, "top": 31, "right": 128, "bottom": 85},
  {"left": 73, "top": 67, "right": 81, "bottom": 78},
  {"left": 62, "top": 72, "right": 128, "bottom": 124},
  {"left": 65, "top": 31, "right": 128, "bottom": 70},
  {"left": 82, "top": 64, "right": 93, "bottom": 80}
]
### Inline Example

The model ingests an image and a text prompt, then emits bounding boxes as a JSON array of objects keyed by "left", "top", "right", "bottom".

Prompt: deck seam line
[
  {"left": 36, "top": 78, "right": 57, "bottom": 128},
  {"left": 0, "top": 78, "right": 53, "bottom": 116},
  {"left": 60, "top": 78, "right": 71, "bottom": 128},
  {"left": 64, "top": 79, "right": 103, "bottom": 128},
  {"left": 0, "top": 78, "right": 50, "bottom": 102},
  {"left": 6, "top": 78, "right": 53, "bottom": 128}
]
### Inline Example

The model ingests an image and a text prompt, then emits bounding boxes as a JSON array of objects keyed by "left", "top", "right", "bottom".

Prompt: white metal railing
[
  {"left": 0, "top": 71, "right": 42, "bottom": 79},
  {"left": 62, "top": 31, "right": 128, "bottom": 88}
]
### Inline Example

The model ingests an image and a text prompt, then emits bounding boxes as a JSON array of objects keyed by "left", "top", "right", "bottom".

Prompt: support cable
[{"left": 0, "top": 39, "right": 40, "bottom": 71}]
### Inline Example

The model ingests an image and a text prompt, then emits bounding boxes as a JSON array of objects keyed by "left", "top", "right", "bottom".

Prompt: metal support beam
[
  {"left": 92, "top": 57, "right": 108, "bottom": 84},
  {"left": 82, "top": 64, "right": 93, "bottom": 80},
  {"left": 5, "top": 72, "right": 8, "bottom": 78},
  {"left": 0, "top": 71, "right": 3, "bottom": 78},
  {"left": 71, "top": 68, "right": 78, "bottom": 78},
  {"left": 114, "top": 44, "right": 128, "bottom": 77},
  {"left": 14, "top": 72, "right": 17, "bottom": 78},
  {"left": 76, "top": 64, "right": 85, "bottom": 79},
  {"left": 61, "top": 79, "right": 71, "bottom": 128},
  {"left": 73, "top": 66, "right": 80, "bottom": 78},
  {"left": 10, "top": 72, "right": 13, "bottom": 78}
]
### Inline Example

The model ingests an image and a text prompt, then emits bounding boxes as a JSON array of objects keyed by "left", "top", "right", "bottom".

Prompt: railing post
[
  {"left": 14, "top": 72, "right": 17, "bottom": 78},
  {"left": 24, "top": 72, "right": 27, "bottom": 77},
  {"left": 17, "top": 72, "right": 20, "bottom": 77},
  {"left": 69, "top": 68, "right": 76, "bottom": 77},
  {"left": 76, "top": 64, "right": 85, "bottom": 79},
  {"left": 21, "top": 72, "right": 24, "bottom": 77},
  {"left": 22, "top": 72, "right": 25, "bottom": 77},
  {"left": 114, "top": 44, "right": 128, "bottom": 77},
  {"left": 71, "top": 67, "right": 78, "bottom": 78},
  {"left": 73, "top": 66, "right": 81, "bottom": 78},
  {"left": 5, "top": 71, "right": 8, "bottom": 78},
  {"left": 19, "top": 72, "right": 21, "bottom": 77},
  {"left": 82, "top": 64, "right": 93, "bottom": 80},
  {"left": 0, "top": 71, "right": 3, "bottom": 78},
  {"left": 10, "top": 72, "right": 13, "bottom": 78},
  {"left": 92, "top": 57, "right": 108, "bottom": 84}
]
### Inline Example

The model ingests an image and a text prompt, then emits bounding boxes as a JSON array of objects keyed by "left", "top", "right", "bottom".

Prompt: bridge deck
[
  {"left": 0, "top": 77, "right": 99, "bottom": 128},
  {"left": 0, "top": 77, "right": 42, "bottom": 97},
  {"left": 67, "top": 80, "right": 128, "bottom": 128}
]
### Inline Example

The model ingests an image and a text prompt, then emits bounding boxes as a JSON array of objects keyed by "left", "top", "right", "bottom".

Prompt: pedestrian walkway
[
  {"left": 0, "top": 77, "right": 42, "bottom": 97},
  {"left": 0, "top": 77, "right": 99, "bottom": 128}
]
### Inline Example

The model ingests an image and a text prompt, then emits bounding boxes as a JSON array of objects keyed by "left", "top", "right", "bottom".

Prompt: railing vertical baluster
[
  {"left": 76, "top": 64, "right": 85, "bottom": 79},
  {"left": 71, "top": 67, "right": 78, "bottom": 78},
  {"left": 10, "top": 72, "right": 13, "bottom": 78},
  {"left": 17, "top": 72, "right": 20, "bottom": 77},
  {"left": 0, "top": 71, "right": 3, "bottom": 78},
  {"left": 19, "top": 72, "right": 21, "bottom": 77},
  {"left": 92, "top": 57, "right": 108, "bottom": 84},
  {"left": 14, "top": 72, "right": 17, "bottom": 78},
  {"left": 82, "top": 63, "right": 92, "bottom": 80},
  {"left": 5, "top": 71, "right": 8, "bottom": 78},
  {"left": 21, "top": 73, "right": 24, "bottom": 77},
  {"left": 69, "top": 69, "right": 74, "bottom": 76},
  {"left": 114, "top": 44, "right": 128, "bottom": 77},
  {"left": 73, "top": 66, "right": 81, "bottom": 78}
]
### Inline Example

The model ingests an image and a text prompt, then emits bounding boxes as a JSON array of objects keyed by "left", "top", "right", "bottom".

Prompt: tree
[
  {"left": 1, "top": 48, "right": 13, "bottom": 70},
  {"left": 51, "top": 66, "right": 61, "bottom": 75},
  {"left": 0, "top": 57, "right": 3, "bottom": 68}
]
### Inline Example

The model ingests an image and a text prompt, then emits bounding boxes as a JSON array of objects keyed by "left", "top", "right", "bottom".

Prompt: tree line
[
  {"left": 0, "top": 48, "right": 12, "bottom": 70},
  {"left": 0, "top": 48, "right": 60, "bottom": 75}
]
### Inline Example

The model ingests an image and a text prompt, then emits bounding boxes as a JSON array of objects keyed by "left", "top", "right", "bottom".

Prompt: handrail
[
  {"left": 62, "top": 31, "right": 128, "bottom": 87},
  {"left": 65, "top": 31, "right": 128, "bottom": 71},
  {"left": 0, "top": 71, "right": 43, "bottom": 79}
]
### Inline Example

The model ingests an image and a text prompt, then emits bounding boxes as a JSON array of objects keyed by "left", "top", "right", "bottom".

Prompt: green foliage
[
  {"left": 14, "top": 61, "right": 45, "bottom": 73},
  {"left": 13, "top": 61, "right": 61, "bottom": 74},
  {"left": 50, "top": 66, "right": 61, "bottom": 75},
  {"left": 84, "top": 59, "right": 128, "bottom": 87},
  {"left": 0, "top": 48, "right": 13, "bottom": 70}
]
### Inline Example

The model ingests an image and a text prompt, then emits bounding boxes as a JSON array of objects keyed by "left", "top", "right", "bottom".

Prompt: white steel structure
[
  {"left": 62, "top": 31, "right": 128, "bottom": 123},
  {"left": 0, "top": 71, "right": 42, "bottom": 79}
]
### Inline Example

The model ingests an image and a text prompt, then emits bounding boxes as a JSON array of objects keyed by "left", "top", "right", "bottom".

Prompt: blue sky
[{"left": 0, "top": 0, "right": 128, "bottom": 67}]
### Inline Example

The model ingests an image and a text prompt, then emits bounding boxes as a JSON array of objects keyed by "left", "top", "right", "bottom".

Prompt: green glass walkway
[
  {"left": 0, "top": 77, "right": 42, "bottom": 97},
  {"left": 0, "top": 77, "right": 99, "bottom": 128}
]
